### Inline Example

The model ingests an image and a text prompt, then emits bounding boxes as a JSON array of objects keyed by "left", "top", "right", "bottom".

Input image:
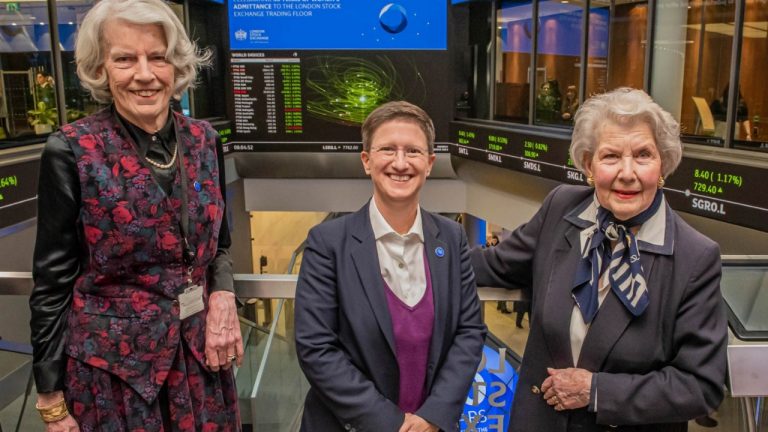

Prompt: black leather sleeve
[
  {"left": 30, "top": 133, "right": 82, "bottom": 393},
  {"left": 208, "top": 135, "right": 234, "bottom": 294}
]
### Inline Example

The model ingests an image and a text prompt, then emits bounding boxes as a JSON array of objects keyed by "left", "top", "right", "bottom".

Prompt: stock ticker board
[
  {"left": 0, "top": 159, "right": 39, "bottom": 230},
  {"left": 227, "top": 50, "right": 452, "bottom": 151},
  {"left": 226, "top": 0, "right": 452, "bottom": 151},
  {"left": 450, "top": 121, "right": 582, "bottom": 184},
  {"left": 449, "top": 120, "right": 768, "bottom": 233}
]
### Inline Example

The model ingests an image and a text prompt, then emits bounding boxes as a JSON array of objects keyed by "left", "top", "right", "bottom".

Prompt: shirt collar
[
  {"left": 113, "top": 105, "right": 175, "bottom": 155},
  {"left": 566, "top": 193, "right": 673, "bottom": 254},
  {"left": 369, "top": 198, "right": 424, "bottom": 242}
]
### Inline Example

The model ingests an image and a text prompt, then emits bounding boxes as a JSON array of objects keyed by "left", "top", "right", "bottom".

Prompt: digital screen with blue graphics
[
  {"left": 226, "top": 49, "right": 452, "bottom": 150},
  {"left": 229, "top": 0, "right": 446, "bottom": 50},
  {"left": 461, "top": 345, "right": 518, "bottom": 431}
]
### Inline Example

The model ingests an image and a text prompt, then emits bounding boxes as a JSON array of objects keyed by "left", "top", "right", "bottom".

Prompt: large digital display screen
[
  {"left": 450, "top": 121, "right": 581, "bottom": 183},
  {"left": 663, "top": 158, "right": 768, "bottom": 233},
  {"left": 450, "top": 120, "right": 768, "bottom": 233},
  {"left": 228, "top": 50, "right": 452, "bottom": 152},
  {"left": 0, "top": 159, "right": 39, "bottom": 231},
  {"left": 229, "top": 0, "right": 447, "bottom": 50},
  {"left": 226, "top": 0, "right": 452, "bottom": 153}
]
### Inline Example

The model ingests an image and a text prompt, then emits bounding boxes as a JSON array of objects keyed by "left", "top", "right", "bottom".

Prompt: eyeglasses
[{"left": 370, "top": 146, "right": 429, "bottom": 160}]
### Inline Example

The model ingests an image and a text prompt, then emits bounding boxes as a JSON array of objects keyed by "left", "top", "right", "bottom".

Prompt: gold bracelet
[{"left": 35, "top": 398, "right": 70, "bottom": 423}]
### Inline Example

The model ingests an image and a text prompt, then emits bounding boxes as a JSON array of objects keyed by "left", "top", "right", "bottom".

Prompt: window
[
  {"left": 0, "top": 0, "right": 207, "bottom": 148},
  {"left": 586, "top": 0, "right": 647, "bottom": 97},
  {"left": 493, "top": 0, "right": 651, "bottom": 128},
  {"left": 495, "top": 0, "right": 534, "bottom": 124},
  {"left": 0, "top": 2, "right": 55, "bottom": 142},
  {"left": 651, "top": 0, "right": 735, "bottom": 146},
  {"left": 57, "top": 1, "right": 100, "bottom": 127},
  {"left": 734, "top": 0, "right": 768, "bottom": 151},
  {"left": 533, "top": 0, "right": 583, "bottom": 127}
]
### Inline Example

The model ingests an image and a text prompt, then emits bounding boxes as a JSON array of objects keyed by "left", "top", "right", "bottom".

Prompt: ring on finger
[
  {"left": 228, "top": 354, "right": 237, "bottom": 362},
  {"left": 551, "top": 396, "right": 559, "bottom": 404}
]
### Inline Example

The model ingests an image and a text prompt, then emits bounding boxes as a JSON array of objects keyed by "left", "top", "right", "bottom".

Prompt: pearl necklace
[{"left": 144, "top": 136, "right": 177, "bottom": 169}]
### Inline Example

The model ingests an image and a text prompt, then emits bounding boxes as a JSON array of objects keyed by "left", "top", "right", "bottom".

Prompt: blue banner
[
  {"left": 461, "top": 345, "right": 517, "bottom": 431},
  {"left": 229, "top": 0, "right": 446, "bottom": 50}
]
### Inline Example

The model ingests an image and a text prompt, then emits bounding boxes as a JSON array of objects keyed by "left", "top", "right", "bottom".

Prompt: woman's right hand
[
  {"left": 44, "top": 414, "right": 80, "bottom": 432},
  {"left": 37, "top": 392, "right": 79, "bottom": 432}
]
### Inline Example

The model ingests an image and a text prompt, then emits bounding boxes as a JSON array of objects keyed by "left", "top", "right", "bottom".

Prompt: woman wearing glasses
[{"left": 295, "top": 101, "right": 486, "bottom": 432}]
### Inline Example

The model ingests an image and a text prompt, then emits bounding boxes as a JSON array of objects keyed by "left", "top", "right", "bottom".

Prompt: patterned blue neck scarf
[{"left": 572, "top": 190, "right": 663, "bottom": 323}]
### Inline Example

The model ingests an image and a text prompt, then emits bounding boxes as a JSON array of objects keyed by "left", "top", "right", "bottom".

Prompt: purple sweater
[{"left": 383, "top": 257, "right": 435, "bottom": 413}]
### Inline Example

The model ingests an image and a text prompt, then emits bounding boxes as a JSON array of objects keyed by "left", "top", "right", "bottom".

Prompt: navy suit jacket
[
  {"left": 295, "top": 203, "right": 486, "bottom": 432},
  {"left": 471, "top": 185, "right": 727, "bottom": 432}
]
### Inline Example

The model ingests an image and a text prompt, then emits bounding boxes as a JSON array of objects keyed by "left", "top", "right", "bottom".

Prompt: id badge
[{"left": 179, "top": 284, "right": 204, "bottom": 320}]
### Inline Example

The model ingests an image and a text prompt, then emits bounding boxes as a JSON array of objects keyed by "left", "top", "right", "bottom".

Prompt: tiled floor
[{"left": 0, "top": 386, "right": 39, "bottom": 432}]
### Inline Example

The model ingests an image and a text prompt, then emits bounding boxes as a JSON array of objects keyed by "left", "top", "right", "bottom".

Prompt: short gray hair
[
  {"left": 75, "top": 0, "right": 211, "bottom": 103},
  {"left": 361, "top": 101, "right": 435, "bottom": 153},
  {"left": 570, "top": 87, "right": 682, "bottom": 178}
]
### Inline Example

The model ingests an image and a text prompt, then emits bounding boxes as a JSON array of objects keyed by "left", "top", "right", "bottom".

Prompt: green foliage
[
  {"left": 27, "top": 102, "right": 58, "bottom": 127},
  {"left": 66, "top": 108, "right": 87, "bottom": 122}
]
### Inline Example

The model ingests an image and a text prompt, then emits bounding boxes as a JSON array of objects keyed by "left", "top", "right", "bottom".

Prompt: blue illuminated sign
[
  {"left": 228, "top": 0, "right": 447, "bottom": 50},
  {"left": 461, "top": 345, "right": 517, "bottom": 431}
]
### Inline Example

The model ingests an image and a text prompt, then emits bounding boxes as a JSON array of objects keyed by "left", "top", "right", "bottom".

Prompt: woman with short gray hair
[
  {"left": 570, "top": 87, "right": 682, "bottom": 179},
  {"left": 471, "top": 87, "right": 727, "bottom": 431}
]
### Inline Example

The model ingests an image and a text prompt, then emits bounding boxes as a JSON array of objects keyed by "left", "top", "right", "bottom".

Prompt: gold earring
[
  {"left": 658, "top": 176, "right": 665, "bottom": 188},
  {"left": 586, "top": 175, "right": 594, "bottom": 187}
]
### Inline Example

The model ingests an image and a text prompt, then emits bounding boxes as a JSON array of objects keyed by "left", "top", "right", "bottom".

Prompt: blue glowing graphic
[
  {"left": 228, "top": 0, "right": 446, "bottom": 50},
  {"left": 461, "top": 345, "right": 517, "bottom": 431},
  {"left": 379, "top": 4, "right": 408, "bottom": 34}
]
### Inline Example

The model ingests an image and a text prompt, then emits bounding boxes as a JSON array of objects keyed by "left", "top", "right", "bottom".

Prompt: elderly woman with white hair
[
  {"left": 471, "top": 87, "right": 727, "bottom": 431},
  {"left": 29, "top": 0, "right": 240, "bottom": 430}
]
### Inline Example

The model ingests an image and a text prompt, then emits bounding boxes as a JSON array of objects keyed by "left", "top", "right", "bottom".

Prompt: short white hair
[
  {"left": 570, "top": 87, "right": 683, "bottom": 178},
  {"left": 75, "top": 0, "right": 211, "bottom": 103}
]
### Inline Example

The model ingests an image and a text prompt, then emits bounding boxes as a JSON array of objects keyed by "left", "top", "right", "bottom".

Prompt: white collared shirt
[
  {"left": 369, "top": 199, "right": 427, "bottom": 307},
  {"left": 569, "top": 195, "right": 667, "bottom": 365}
]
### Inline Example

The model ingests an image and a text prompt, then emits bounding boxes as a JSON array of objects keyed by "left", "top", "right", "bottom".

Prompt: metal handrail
[
  {"left": 285, "top": 242, "right": 306, "bottom": 276},
  {"left": 0, "top": 272, "right": 34, "bottom": 295},
  {"left": 0, "top": 271, "right": 522, "bottom": 301},
  {"left": 283, "top": 212, "right": 346, "bottom": 275}
]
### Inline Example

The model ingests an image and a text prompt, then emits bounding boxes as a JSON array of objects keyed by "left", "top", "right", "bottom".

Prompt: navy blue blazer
[
  {"left": 471, "top": 185, "right": 727, "bottom": 432},
  {"left": 295, "top": 203, "right": 486, "bottom": 432}
]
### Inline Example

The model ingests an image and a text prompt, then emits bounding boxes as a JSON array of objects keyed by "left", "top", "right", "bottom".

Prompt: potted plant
[
  {"left": 28, "top": 101, "right": 58, "bottom": 134},
  {"left": 66, "top": 108, "right": 87, "bottom": 123}
]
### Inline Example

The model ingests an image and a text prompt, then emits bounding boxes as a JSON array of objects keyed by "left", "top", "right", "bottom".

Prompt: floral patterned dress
[{"left": 31, "top": 107, "right": 240, "bottom": 432}]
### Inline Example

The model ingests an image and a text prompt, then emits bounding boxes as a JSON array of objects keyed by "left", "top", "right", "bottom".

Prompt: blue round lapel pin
[
  {"left": 193, "top": 181, "right": 201, "bottom": 192},
  {"left": 435, "top": 246, "right": 445, "bottom": 258}
]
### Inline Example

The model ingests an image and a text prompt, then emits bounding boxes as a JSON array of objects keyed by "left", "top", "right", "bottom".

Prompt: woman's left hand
[
  {"left": 398, "top": 413, "right": 438, "bottom": 432},
  {"left": 541, "top": 367, "right": 592, "bottom": 411},
  {"left": 205, "top": 291, "right": 243, "bottom": 371}
]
